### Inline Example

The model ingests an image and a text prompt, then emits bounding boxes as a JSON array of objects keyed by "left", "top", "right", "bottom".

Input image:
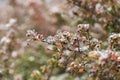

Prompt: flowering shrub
[
  {"left": 0, "top": 0, "right": 120, "bottom": 80},
  {"left": 27, "top": 24, "right": 120, "bottom": 80}
]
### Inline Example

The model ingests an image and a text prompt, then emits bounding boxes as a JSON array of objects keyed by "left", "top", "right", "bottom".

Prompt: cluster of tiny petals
[
  {"left": 109, "top": 33, "right": 120, "bottom": 41},
  {"left": 109, "top": 33, "right": 120, "bottom": 38},
  {"left": 63, "top": 31, "right": 71, "bottom": 37},
  {"left": 26, "top": 29, "right": 44, "bottom": 45},
  {"left": 45, "top": 36, "right": 56, "bottom": 44},
  {"left": 55, "top": 30, "right": 70, "bottom": 42},
  {"left": 26, "top": 30, "right": 37, "bottom": 38},
  {"left": 108, "top": 33, "right": 120, "bottom": 50}
]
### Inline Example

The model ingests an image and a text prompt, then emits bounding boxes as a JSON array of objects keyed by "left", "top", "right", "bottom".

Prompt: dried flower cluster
[{"left": 27, "top": 24, "right": 120, "bottom": 80}]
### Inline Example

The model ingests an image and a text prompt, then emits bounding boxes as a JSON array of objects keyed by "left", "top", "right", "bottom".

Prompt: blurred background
[{"left": 0, "top": 0, "right": 120, "bottom": 80}]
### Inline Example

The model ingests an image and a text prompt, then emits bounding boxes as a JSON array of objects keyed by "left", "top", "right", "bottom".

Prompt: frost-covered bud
[
  {"left": 79, "top": 46, "right": 89, "bottom": 51},
  {"left": 0, "top": 37, "right": 11, "bottom": 44},
  {"left": 74, "top": 64, "right": 77, "bottom": 68},
  {"left": 95, "top": 3, "right": 104, "bottom": 14},
  {"left": 26, "top": 29, "right": 36, "bottom": 37},
  {"left": 109, "top": 33, "right": 120, "bottom": 42},
  {"left": 63, "top": 31, "right": 71, "bottom": 37},
  {"left": 26, "top": 29, "right": 44, "bottom": 45},
  {"left": 70, "top": 62, "right": 77, "bottom": 67},
  {"left": 59, "top": 37, "right": 66, "bottom": 42},
  {"left": 47, "top": 45, "right": 54, "bottom": 50},
  {"left": 78, "top": 64, "right": 82, "bottom": 67},
  {"left": 108, "top": 33, "right": 120, "bottom": 49},
  {"left": 11, "top": 51, "right": 18, "bottom": 58},
  {"left": 31, "top": 70, "right": 40, "bottom": 77},
  {"left": 77, "top": 24, "right": 90, "bottom": 31},
  {"left": 66, "top": 67, "right": 72, "bottom": 71},
  {"left": 117, "top": 57, "right": 120, "bottom": 62},
  {"left": 46, "top": 36, "right": 56, "bottom": 44},
  {"left": 88, "top": 51, "right": 100, "bottom": 59},
  {"left": 99, "top": 51, "right": 109, "bottom": 60},
  {"left": 73, "top": 33, "right": 78, "bottom": 40},
  {"left": 58, "top": 57, "right": 65, "bottom": 64},
  {"left": 5, "top": 18, "right": 17, "bottom": 28},
  {"left": 36, "top": 34, "right": 44, "bottom": 41},
  {"left": 63, "top": 50, "right": 71, "bottom": 56},
  {"left": 91, "top": 38, "right": 98, "bottom": 43}
]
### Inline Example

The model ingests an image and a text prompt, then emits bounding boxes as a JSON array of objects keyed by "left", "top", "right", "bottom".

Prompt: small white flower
[
  {"left": 99, "top": 51, "right": 109, "bottom": 60},
  {"left": 50, "top": 6, "right": 60, "bottom": 14},
  {"left": 11, "top": 51, "right": 18, "bottom": 58},
  {"left": 5, "top": 18, "right": 16, "bottom": 28},
  {"left": 66, "top": 67, "right": 72, "bottom": 71},
  {"left": 70, "top": 62, "right": 75, "bottom": 66},
  {"left": 59, "top": 37, "right": 66, "bottom": 42},
  {"left": 77, "top": 24, "right": 90, "bottom": 31},
  {"left": 63, "top": 31, "right": 71, "bottom": 37},
  {"left": 63, "top": 50, "right": 71, "bottom": 55},
  {"left": 59, "top": 57, "right": 65, "bottom": 63},
  {"left": 46, "top": 36, "right": 55, "bottom": 43},
  {"left": 0, "top": 37, "right": 11, "bottom": 44},
  {"left": 117, "top": 57, "right": 120, "bottom": 61},
  {"left": 95, "top": 3, "right": 104, "bottom": 13},
  {"left": 47, "top": 45, "right": 54, "bottom": 50},
  {"left": 80, "top": 46, "right": 89, "bottom": 51}
]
